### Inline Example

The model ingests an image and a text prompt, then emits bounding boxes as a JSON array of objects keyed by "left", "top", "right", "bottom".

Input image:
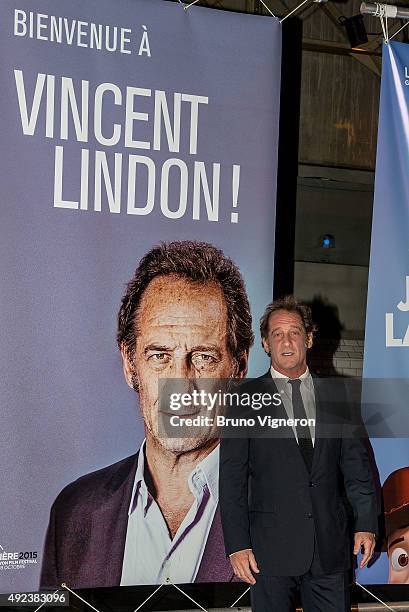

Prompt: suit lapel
[
  {"left": 310, "top": 375, "right": 326, "bottom": 474},
  {"left": 79, "top": 454, "right": 138, "bottom": 587},
  {"left": 195, "top": 506, "right": 235, "bottom": 582},
  {"left": 259, "top": 371, "right": 288, "bottom": 420}
]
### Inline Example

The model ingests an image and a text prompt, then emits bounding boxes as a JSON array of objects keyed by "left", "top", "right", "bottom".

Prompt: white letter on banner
[
  {"left": 14, "top": 10, "right": 27, "bottom": 36},
  {"left": 193, "top": 162, "right": 220, "bottom": 221},
  {"left": 120, "top": 29, "right": 132, "bottom": 55},
  {"left": 14, "top": 70, "right": 46, "bottom": 136},
  {"left": 61, "top": 78, "right": 89, "bottom": 142},
  {"left": 138, "top": 26, "right": 151, "bottom": 57},
  {"left": 54, "top": 146, "right": 79, "bottom": 209},
  {"left": 385, "top": 313, "right": 403, "bottom": 347},
  {"left": 94, "top": 83, "right": 122, "bottom": 147},
  {"left": 64, "top": 18, "right": 77, "bottom": 45},
  {"left": 77, "top": 21, "right": 88, "bottom": 48},
  {"left": 397, "top": 276, "right": 409, "bottom": 311},
  {"left": 50, "top": 16, "right": 62, "bottom": 43},
  {"left": 127, "top": 155, "right": 155, "bottom": 215},
  {"left": 181, "top": 94, "right": 208, "bottom": 155},
  {"left": 90, "top": 24, "right": 102, "bottom": 50},
  {"left": 160, "top": 159, "right": 188, "bottom": 219},
  {"left": 153, "top": 92, "right": 181, "bottom": 152},
  {"left": 94, "top": 151, "right": 122, "bottom": 213},
  {"left": 37, "top": 14, "right": 48, "bottom": 41},
  {"left": 125, "top": 87, "right": 151, "bottom": 149}
]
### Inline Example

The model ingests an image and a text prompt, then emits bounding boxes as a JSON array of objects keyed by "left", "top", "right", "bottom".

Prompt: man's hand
[
  {"left": 354, "top": 532, "right": 376, "bottom": 568},
  {"left": 229, "top": 548, "right": 259, "bottom": 584}
]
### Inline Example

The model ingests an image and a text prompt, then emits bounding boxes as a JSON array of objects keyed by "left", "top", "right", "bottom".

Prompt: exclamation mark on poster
[{"left": 231, "top": 165, "right": 240, "bottom": 224}]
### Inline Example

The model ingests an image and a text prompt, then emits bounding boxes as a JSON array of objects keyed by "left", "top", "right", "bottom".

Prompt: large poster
[
  {"left": 360, "top": 41, "right": 409, "bottom": 585},
  {"left": 0, "top": 0, "right": 282, "bottom": 592}
]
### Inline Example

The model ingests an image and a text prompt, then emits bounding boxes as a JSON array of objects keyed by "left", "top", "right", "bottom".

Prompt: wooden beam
[{"left": 303, "top": 37, "right": 381, "bottom": 58}]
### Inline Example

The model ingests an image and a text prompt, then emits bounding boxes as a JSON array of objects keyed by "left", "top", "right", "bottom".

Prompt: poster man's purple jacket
[{"left": 40, "top": 451, "right": 235, "bottom": 588}]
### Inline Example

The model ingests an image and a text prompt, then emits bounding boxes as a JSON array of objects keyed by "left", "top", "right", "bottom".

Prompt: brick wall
[{"left": 309, "top": 338, "right": 364, "bottom": 378}]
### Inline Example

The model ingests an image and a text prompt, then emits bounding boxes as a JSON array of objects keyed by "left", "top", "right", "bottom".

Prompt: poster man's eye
[
  {"left": 391, "top": 547, "right": 409, "bottom": 571},
  {"left": 149, "top": 353, "right": 170, "bottom": 363},
  {"left": 192, "top": 353, "right": 216, "bottom": 366}
]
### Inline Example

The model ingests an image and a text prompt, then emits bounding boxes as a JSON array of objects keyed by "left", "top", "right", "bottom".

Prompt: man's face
[
  {"left": 122, "top": 275, "right": 247, "bottom": 453},
  {"left": 388, "top": 526, "right": 409, "bottom": 583},
  {"left": 262, "top": 309, "right": 312, "bottom": 379}
]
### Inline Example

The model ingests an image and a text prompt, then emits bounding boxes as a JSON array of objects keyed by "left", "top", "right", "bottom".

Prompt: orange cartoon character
[{"left": 383, "top": 467, "right": 409, "bottom": 583}]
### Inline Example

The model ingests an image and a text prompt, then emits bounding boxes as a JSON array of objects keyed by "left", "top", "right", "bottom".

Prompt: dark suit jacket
[
  {"left": 40, "top": 451, "right": 236, "bottom": 589},
  {"left": 219, "top": 372, "right": 378, "bottom": 577}
]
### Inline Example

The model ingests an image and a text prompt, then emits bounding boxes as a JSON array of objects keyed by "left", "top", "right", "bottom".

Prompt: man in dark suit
[
  {"left": 219, "top": 296, "right": 378, "bottom": 612},
  {"left": 40, "top": 241, "right": 252, "bottom": 588}
]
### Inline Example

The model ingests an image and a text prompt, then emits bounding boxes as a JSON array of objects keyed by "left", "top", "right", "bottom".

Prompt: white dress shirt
[
  {"left": 270, "top": 365, "right": 316, "bottom": 445},
  {"left": 120, "top": 441, "right": 219, "bottom": 585}
]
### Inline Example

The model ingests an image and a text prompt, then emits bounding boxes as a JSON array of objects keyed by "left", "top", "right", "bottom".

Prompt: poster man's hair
[{"left": 117, "top": 240, "right": 254, "bottom": 364}]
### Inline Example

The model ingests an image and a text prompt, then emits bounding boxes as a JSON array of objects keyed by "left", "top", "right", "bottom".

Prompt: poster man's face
[
  {"left": 388, "top": 526, "right": 409, "bottom": 583},
  {"left": 262, "top": 309, "right": 312, "bottom": 378},
  {"left": 122, "top": 274, "right": 246, "bottom": 453}
]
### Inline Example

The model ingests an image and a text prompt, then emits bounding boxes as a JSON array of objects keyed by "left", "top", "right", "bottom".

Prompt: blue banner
[{"left": 361, "top": 41, "right": 409, "bottom": 585}]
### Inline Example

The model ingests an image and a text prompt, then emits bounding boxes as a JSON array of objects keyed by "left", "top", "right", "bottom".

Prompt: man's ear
[
  {"left": 306, "top": 332, "right": 313, "bottom": 349},
  {"left": 120, "top": 344, "right": 135, "bottom": 389},
  {"left": 261, "top": 337, "right": 270, "bottom": 356}
]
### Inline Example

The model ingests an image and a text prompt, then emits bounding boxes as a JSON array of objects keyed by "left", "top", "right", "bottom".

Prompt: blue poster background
[
  {"left": 360, "top": 41, "right": 409, "bottom": 584},
  {"left": 0, "top": 0, "right": 281, "bottom": 591}
]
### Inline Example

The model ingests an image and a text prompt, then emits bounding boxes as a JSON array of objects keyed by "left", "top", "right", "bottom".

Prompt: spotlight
[
  {"left": 321, "top": 234, "right": 335, "bottom": 249},
  {"left": 339, "top": 14, "right": 368, "bottom": 48}
]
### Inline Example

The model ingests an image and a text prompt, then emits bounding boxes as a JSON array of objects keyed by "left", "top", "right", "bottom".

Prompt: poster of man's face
[
  {"left": 121, "top": 274, "right": 244, "bottom": 453},
  {"left": 39, "top": 240, "right": 253, "bottom": 587}
]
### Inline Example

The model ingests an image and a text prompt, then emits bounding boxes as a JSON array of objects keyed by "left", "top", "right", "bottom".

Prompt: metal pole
[{"left": 360, "top": 2, "right": 409, "bottom": 19}]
